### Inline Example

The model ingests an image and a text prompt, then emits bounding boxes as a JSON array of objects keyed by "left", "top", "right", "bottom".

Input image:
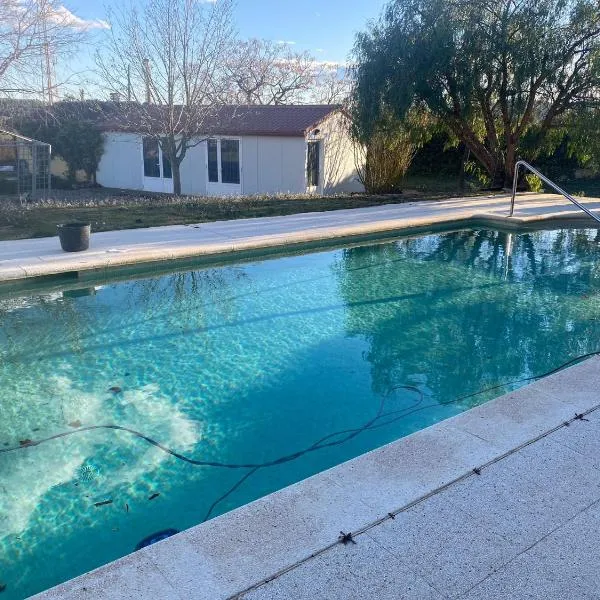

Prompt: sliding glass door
[
  {"left": 206, "top": 138, "right": 242, "bottom": 196},
  {"left": 142, "top": 137, "right": 174, "bottom": 194}
]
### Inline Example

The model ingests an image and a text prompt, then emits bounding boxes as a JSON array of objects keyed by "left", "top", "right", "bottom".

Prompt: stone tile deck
[
  {"left": 2, "top": 192, "right": 600, "bottom": 284},
  {"left": 31, "top": 357, "right": 600, "bottom": 600}
]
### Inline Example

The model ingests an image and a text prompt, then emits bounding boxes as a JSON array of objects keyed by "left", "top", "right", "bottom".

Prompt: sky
[{"left": 65, "top": 0, "right": 388, "bottom": 65}]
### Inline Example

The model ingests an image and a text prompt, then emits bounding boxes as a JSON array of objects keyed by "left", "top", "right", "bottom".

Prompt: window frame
[
  {"left": 205, "top": 137, "right": 242, "bottom": 187},
  {"left": 306, "top": 140, "right": 321, "bottom": 188},
  {"left": 142, "top": 137, "right": 161, "bottom": 179},
  {"left": 142, "top": 136, "right": 173, "bottom": 180},
  {"left": 207, "top": 139, "right": 219, "bottom": 183}
]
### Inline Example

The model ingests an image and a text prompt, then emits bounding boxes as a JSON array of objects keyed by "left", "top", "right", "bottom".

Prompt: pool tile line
[{"left": 229, "top": 402, "right": 600, "bottom": 599}]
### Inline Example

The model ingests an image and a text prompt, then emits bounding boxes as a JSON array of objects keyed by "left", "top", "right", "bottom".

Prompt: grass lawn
[
  {"left": 0, "top": 177, "right": 470, "bottom": 241},
  {"left": 2, "top": 174, "right": 596, "bottom": 242}
]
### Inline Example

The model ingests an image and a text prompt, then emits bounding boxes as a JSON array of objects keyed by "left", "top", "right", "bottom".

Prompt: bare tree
[
  {"left": 0, "top": 0, "right": 82, "bottom": 101},
  {"left": 227, "top": 39, "right": 323, "bottom": 105},
  {"left": 309, "top": 66, "right": 352, "bottom": 104},
  {"left": 96, "top": 0, "right": 236, "bottom": 195}
]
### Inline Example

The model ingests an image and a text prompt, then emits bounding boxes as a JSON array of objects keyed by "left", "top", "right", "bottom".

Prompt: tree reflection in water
[{"left": 334, "top": 228, "right": 600, "bottom": 408}]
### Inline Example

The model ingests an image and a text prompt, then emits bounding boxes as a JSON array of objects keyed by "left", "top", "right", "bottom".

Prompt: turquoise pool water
[{"left": 1, "top": 227, "right": 600, "bottom": 598}]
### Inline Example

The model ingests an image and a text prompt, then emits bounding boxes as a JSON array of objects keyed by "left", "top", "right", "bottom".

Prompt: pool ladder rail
[{"left": 509, "top": 160, "right": 600, "bottom": 225}]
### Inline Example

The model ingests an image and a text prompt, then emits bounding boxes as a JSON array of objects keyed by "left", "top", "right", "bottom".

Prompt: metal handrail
[{"left": 509, "top": 160, "right": 600, "bottom": 224}]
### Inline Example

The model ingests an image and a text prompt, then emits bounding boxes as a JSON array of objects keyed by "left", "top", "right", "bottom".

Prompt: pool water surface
[{"left": 1, "top": 227, "right": 600, "bottom": 598}]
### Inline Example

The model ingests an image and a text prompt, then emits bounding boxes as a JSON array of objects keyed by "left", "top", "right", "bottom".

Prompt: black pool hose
[
  {"left": 2, "top": 350, "right": 599, "bottom": 520},
  {"left": 2, "top": 351, "right": 598, "bottom": 466}
]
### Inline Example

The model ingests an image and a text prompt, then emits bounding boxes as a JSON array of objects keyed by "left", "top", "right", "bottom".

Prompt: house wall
[
  {"left": 96, "top": 126, "right": 360, "bottom": 197},
  {"left": 96, "top": 133, "right": 143, "bottom": 190},
  {"left": 317, "top": 112, "right": 365, "bottom": 195},
  {"left": 179, "top": 142, "right": 206, "bottom": 195},
  {"left": 242, "top": 136, "right": 307, "bottom": 195}
]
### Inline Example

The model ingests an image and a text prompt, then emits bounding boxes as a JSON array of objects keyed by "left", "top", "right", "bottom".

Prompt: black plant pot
[{"left": 57, "top": 223, "right": 91, "bottom": 252}]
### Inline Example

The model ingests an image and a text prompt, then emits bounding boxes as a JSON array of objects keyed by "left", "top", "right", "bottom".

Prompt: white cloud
[
  {"left": 8, "top": 1, "right": 110, "bottom": 31},
  {"left": 50, "top": 5, "right": 110, "bottom": 30},
  {"left": 276, "top": 40, "right": 297, "bottom": 46},
  {"left": 273, "top": 58, "right": 347, "bottom": 77}
]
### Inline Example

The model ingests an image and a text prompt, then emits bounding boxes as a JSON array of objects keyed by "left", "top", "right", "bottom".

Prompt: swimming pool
[{"left": 1, "top": 226, "right": 600, "bottom": 598}]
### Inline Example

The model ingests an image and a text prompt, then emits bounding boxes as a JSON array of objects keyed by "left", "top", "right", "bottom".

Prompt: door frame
[
  {"left": 205, "top": 136, "right": 243, "bottom": 196},
  {"left": 305, "top": 137, "right": 324, "bottom": 195},
  {"left": 141, "top": 136, "right": 174, "bottom": 194}
]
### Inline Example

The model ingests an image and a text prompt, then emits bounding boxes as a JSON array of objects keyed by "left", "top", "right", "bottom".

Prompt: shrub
[
  {"left": 353, "top": 109, "right": 434, "bottom": 194},
  {"left": 18, "top": 118, "right": 104, "bottom": 185}
]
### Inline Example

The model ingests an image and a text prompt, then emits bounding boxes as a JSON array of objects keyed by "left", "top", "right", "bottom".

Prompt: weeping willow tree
[
  {"left": 352, "top": 0, "right": 600, "bottom": 189},
  {"left": 552, "top": 107, "right": 600, "bottom": 174}
]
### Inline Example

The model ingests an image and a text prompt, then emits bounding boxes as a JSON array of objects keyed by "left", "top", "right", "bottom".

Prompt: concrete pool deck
[
  {"left": 2, "top": 191, "right": 600, "bottom": 284},
  {"left": 30, "top": 355, "right": 600, "bottom": 600}
]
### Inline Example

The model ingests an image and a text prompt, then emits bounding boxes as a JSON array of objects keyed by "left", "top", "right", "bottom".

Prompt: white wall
[
  {"left": 241, "top": 136, "right": 307, "bottom": 195},
  {"left": 96, "top": 127, "right": 361, "bottom": 197},
  {"left": 180, "top": 142, "right": 206, "bottom": 195},
  {"left": 96, "top": 133, "right": 143, "bottom": 190},
  {"left": 318, "top": 113, "right": 365, "bottom": 195}
]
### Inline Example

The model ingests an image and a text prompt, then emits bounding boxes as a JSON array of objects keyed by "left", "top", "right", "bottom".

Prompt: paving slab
[
  {"left": 241, "top": 532, "right": 443, "bottom": 600},
  {"left": 139, "top": 471, "right": 377, "bottom": 600},
  {"left": 326, "top": 423, "right": 502, "bottom": 517},
  {"left": 550, "top": 410, "right": 600, "bottom": 470},
  {"left": 437, "top": 438, "right": 600, "bottom": 549},
  {"left": 31, "top": 552, "right": 180, "bottom": 600},
  {"left": 496, "top": 435, "right": 600, "bottom": 503},
  {"left": 446, "top": 356, "right": 600, "bottom": 452},
  {"left": 461, "top": 500, "right": 600, "bottom": 600},
  {"left": 364, "top": 493, "right": 522, "bottom": 599}
]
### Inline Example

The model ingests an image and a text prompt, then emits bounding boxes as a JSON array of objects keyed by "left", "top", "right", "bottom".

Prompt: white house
[{"left": 96, "top": 105, "right": 364, "bottom": 197}]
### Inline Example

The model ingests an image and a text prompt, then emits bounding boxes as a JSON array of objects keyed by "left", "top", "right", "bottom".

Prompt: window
[
  {"left": 143, "top": 137, "right": 160, "bottom": 178},
  {"left": 221, "top": 140, "right": 240, "bottom": 184},
  {"left": 208, "top": 139, "right": 219, "bottom": 183},
  {"left": 307, "top": 141, "right": 320, "bottom": 187},
  {"left": 143, "top": 137, "right": 172, "bottom": 179},
  {"left": 207, "top": 138, "right": 240, "bottom": 185}
]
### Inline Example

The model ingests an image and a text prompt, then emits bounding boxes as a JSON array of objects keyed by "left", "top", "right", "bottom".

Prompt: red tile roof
[
  {"left": 206, "top": 105, "right": 341, "bottom": 136},
  {"left": 4, "top": 101, "right": 342, "bottom": 138},
  {"left": 99, "top": 104, "right": 341, "bottom": 137}
]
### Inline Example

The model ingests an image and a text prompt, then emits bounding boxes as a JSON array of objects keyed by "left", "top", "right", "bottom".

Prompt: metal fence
[{"left": 0, "top": 129, "right": 51, "bottom": 201}]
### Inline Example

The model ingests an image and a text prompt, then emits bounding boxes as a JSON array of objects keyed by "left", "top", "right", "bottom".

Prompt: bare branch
[
  {"left": 225, "top": 39, "right": 325, "bottom": 105},
  {"left": 0, "top": 0, "right": 83, "bottom": 101}
]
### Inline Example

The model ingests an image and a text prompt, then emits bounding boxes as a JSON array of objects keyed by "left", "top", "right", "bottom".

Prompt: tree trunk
[
  {"left": 161, "top": 136, "right": 181, "bottom": 195},
  {"left": 504, "top": 141, "right": 517, "bottom": 189},
  {"left": 172, "top": 160, "right": 182, "bottom": 195},
  {"left": 503, "top": 144, "right": 532, "bottom": 191},
  {"left": 490, "top": 166, "right": 507, "bottom": 190}
]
